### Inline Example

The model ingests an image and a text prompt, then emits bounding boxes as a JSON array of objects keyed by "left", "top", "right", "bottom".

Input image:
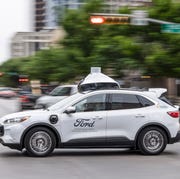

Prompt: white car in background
[
  {"left": 35, "top": 85, "right": 77, "bottom": 109},
  {"left": 35, "top": 67, "right": 120, "bottom": 109},
  {"left": 0, "top": 88, "right": 179, "bottom": 157}
]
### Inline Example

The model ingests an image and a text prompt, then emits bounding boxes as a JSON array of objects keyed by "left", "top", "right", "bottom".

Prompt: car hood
[
  {"left": 0, "top": 109, "right": 42, "bottom": 119},
  {"left": 0, "top": 109, "right": 56, "bottom": 124}
]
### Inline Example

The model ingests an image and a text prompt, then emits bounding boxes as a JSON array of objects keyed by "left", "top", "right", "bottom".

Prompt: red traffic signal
[
  {"left": 90, "top": 16, "right": 105, "bottom": 24},
  {"left": 18, "top": 75, "right": 29, "bottom": 83},
  {"left": 19, "top": 78, "right": 29, "bottom": 82},
  {"left": 90, "top": 16, "right": 130, "bottom": 25}
]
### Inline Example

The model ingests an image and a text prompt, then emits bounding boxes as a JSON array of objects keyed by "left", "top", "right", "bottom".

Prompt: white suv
[{"left": 0, "top": 89, "right": 179, "bottom": 157}]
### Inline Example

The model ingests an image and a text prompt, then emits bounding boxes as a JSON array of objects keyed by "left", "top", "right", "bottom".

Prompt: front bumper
[
  {"left": 0, "top": 123, "right": 25, "bottom": 144},
  {"left": 0, "top": 124, "right": 22, "bottom": 150},
  {"left": 0, "top": 138, "right": 22, "bottom": 150}
]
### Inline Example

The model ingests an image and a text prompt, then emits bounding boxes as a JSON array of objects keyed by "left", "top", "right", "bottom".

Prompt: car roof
[
  {"left": 80, "top": 88, "right": 161, "bottom": 99},
  {"left": 81, "top": 89, "right": 144, "bottom": 94}
]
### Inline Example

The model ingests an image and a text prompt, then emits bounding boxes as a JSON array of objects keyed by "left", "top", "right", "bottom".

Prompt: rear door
[{"left": 106, "top": 93, "right": 154, "bottom": 145}]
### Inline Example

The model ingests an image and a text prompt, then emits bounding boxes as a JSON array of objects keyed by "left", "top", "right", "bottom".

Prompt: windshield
[
  {"left": 49, "top": 86, "right": 71, "bottom": 96},
  {"left": 48, "top": 93, "right": 83, "bottom": 111}
]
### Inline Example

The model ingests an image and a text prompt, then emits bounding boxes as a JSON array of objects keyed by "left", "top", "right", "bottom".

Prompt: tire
[
  {"left": 24, "top": 127, "right": 56, "bottom": 157},
  {"left": 138, "top": 127, "right": 167, "bottom": 155}
]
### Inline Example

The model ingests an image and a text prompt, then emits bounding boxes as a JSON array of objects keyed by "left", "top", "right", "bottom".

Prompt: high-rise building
[
  {"left": 104, "top": 0, "right": 152, "bottom": 12},
  {"left": 35, "top": 0, "right": 46, "bottom": 31},
  {"left": 62, "top": 0, "right": 85, "bottom": 9},
  {"left": 45, "top": 0, "right": 61, "bottom": 28},
  {"left": 34, "top": 0, "right": 86, "bottom": 31}
]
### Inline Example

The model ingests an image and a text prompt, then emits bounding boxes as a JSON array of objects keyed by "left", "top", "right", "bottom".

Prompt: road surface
[{"left": 0, "top": 97, "right": 180, "bottom": 179}]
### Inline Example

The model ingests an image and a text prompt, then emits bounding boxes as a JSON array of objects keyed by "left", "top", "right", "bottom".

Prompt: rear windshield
[{"left": 159, "top": 95, "right": 175, "bottom": 107}]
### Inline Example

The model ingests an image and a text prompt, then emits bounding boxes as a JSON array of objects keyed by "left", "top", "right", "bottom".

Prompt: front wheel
[
  {"left": 138, "top": 127, "right": 167, "bottom": 155},
  {"left": 24, "top": 127, "right": 56, "bottom": 157}
]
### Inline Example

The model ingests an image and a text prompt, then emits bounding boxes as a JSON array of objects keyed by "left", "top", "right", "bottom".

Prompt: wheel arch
[
  {"left": 20, "top": 123, "right": 61, "bottom": 149},
  {"left": 135, "top": 123, "right": 171, "bottom": 147}
]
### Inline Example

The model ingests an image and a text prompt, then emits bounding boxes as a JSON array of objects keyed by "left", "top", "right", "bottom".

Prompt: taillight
[
  {"left": 167, "top": 111, "right": 180, "bottom": 118},
  {"left": 20, "top": 96, "right": 29, "bottom": 103}
]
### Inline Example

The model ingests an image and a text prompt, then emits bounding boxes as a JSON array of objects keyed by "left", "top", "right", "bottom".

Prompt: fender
[
  {"left": 20, "top": 122, "right": 61, "bottom": 148},
  {"left": 135, "top": 122, "right": 171, "bottom": 145}
]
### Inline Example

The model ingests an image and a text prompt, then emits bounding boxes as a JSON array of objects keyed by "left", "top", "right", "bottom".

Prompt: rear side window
[
  {"left": 137, "top": 95, "right": 154, "bottom": 107},
  {"left": 111, "top": 94, "right": 142, "bottom": 110}
]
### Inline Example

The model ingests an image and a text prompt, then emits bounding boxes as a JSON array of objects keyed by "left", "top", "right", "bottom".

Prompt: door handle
[
  {"left": 92, "top": 116, "right": 103, "bottom": 120},
  {"left": 135, "top": 114, "right": 145, "bottom": 118}
]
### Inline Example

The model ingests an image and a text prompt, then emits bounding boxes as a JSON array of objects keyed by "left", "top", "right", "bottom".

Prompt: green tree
[
  {"left": 0, "top": 0, "right": 180, "bottom": 87},
  {"left": 0, "top": 58, "right": 26, "bottom": 87}
]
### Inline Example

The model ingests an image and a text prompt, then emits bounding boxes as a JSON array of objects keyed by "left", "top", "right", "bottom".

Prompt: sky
[{"left": 0, "top": 0, "right": 33, "bottom": 64}]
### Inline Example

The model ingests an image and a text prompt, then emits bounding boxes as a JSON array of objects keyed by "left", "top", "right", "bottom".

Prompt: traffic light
[
  {"left": 18, "top": 75, "right": 29, "bottom": 83},
  {"left": 90, "top": 16, "right": 130, "bottom": 25}
]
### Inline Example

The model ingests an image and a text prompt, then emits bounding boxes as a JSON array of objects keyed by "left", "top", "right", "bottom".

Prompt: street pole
[
  {"left": 147, "top": 18, "right": 175, "bottom": 24},
  {"left": 91, "top": 13, "right": 176, "bottom": 25}
]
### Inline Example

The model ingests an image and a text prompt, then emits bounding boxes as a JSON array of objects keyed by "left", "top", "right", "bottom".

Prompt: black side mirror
[{"left": 64, "top": 106, "right": 76, "bottom": 114}]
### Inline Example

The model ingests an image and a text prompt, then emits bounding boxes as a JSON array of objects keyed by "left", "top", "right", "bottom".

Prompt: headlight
[{"left": 3, "top": 116, "right": 30, "bottom": 125}]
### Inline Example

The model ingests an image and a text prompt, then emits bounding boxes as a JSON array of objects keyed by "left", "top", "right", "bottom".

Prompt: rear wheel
[
  {"left": 138, "top": 127, "right": 167, "bottom": 155},
  {"left": 24, "top": 127, "right": 56, "bottom": 157}
]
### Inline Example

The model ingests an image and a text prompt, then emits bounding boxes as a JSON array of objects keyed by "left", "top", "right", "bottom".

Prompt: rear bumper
[{"left": 169, "top": 131, "right": 180, "bottom": 144}]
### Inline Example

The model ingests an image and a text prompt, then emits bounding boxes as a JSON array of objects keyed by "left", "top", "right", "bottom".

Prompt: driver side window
[{"left": 73, "top": 94, "right": 106, "bottom": 112}]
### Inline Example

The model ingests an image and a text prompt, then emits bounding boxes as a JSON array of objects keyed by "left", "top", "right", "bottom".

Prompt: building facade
[
  {"left": 35, "top": 0, "right": 46, "bottom": 31},
  {"left": 104, "top": 0, "right": 152, "bottom": 12},
  {"left": 11, "top": 28, "right": 65, "bottom": 58}
]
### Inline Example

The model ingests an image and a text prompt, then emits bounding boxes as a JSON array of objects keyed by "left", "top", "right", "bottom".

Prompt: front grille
[{"left": 0, "top": 125, "right": 4, "bottom": 136}]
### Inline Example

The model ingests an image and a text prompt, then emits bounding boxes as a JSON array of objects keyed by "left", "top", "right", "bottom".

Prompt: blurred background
[{"left": 0, "top": 0, "right": 179, "bottom": 112}]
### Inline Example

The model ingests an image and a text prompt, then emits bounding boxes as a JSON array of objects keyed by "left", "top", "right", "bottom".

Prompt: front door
[{"left": 60, "top": 93, "right": 107, "bottom": 146}]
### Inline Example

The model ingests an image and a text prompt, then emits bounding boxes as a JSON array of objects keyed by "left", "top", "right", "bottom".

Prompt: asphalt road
[{"left": 0, "top": 98, "right": 180, "bottom": 179}]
